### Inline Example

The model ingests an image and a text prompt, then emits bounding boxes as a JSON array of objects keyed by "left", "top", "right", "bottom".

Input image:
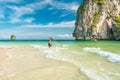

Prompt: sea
[{"left": 0, "top": 40, "right": 120, "bottom": 80}]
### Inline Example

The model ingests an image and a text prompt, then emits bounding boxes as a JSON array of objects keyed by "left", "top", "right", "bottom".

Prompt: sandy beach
[
  {"left": 0, "top": 45, "right": 89, "bottom": 80},
  {"left": 0, "top": 48, "right": 11, "bottom": 69}
]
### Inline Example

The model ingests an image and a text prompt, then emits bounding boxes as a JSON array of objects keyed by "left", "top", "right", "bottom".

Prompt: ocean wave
[
  {"left": 45, "top": 53, "right": 112, "bottom": 80},
  {"left": 80, "top": 67, "right": 112, "bottom": 80},
  {"left": 83, "top": 47, "right": 120, "bottom": 63},
  {"left": 31, "top": 45, "right": 119, "bottom": 80}
]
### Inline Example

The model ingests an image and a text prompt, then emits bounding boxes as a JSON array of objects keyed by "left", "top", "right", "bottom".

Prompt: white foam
[
  {"left": 83, "top": 47, "right": 120, "bottom": 63},
  {"left": 31, "top": 44, "right": 68, "bottom": 51},
  {"left": 80, "top": 67, "right": 112, "bottom": 80},
  {"left": 31, "top": 45, "right": 41, "bottom": 48},
  {"left": 40, "top": 50, "right": 53, "bottom": 53},
  {"left": 45, "top": 53, "right": 112, "bottom": 80},
  {"left": 46, "top": 54, "right": 69, "bottom": 61},
  {"left": 39, "top": 46, "right": 68, "bottom": 54},
  {"left": 61, "top": 45, "right": 69, "bottom": 47},
  {"left": 56, "top": 47, "right": 68, "bottom": 50},
  {"left": 105, "top": 71, "right": 120, "bottom": 77},
  {"left": 114, "top": 73, "right": 120, "bottom": 76}
]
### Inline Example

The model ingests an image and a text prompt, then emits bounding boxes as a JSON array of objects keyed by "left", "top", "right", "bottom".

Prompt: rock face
[{"left": 73, "top": 0, "right": 120, "bottom": 40}]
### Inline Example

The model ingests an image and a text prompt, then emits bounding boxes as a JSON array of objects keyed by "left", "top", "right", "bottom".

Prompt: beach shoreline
[
  {"left": 0, "top": 41, "right": 119, "bottom": 80},
  {"left": 0, "top": 44, "right": 89, "bottom": 80}
]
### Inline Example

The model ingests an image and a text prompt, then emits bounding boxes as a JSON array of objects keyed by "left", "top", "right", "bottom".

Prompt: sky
[{"left": 0, "top": 0, "right": 82, "bottom": 40}]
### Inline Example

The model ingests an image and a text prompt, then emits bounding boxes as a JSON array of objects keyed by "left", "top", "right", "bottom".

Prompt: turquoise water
[{"left": 0, "top": 40, "right": 120, "bottom": 80}]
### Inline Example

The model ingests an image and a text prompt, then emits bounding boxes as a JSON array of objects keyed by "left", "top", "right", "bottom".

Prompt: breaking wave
[
  {"left": 31, "top": 45, "right": 114, "bottom": 80},
  {"left": 46, "top": 53, "right": 112, "bottom": 80},
  {"left": 83, "top": 47, "right": 120, "bottom": 63},
  {"left": 40, "top": 49, "right": 112, "bottom": 80}
]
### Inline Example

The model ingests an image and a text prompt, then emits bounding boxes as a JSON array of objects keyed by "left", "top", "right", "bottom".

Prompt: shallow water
[{"left": 0, "top": 40, "right": 120, "bottom": 80}]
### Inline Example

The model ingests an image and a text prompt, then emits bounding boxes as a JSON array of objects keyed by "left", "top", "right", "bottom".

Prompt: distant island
[
  {"left": 73, "top": 0, "right": 120, "bottom": 40},
  {"left": 10, "top": 35, "right": 16, "bottom": 40}
]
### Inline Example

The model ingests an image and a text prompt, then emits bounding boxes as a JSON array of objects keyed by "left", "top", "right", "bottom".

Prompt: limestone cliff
[{"left": 73, "top": 0, "right": 120, "bottom": 40}]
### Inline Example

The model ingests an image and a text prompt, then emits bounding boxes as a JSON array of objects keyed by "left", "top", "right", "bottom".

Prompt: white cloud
[
  {"left": 59, "top": 13, "right": 69, "bottom": 17},
  {"left": 26, "top": 0, "right": 51, "bottom": 10},
  {"left": 0, "top": 23, "right": 74, "bottom": 40},
  {"left": 10, "top": 18, "right": 20, "bottom": 23},
  {"left": 45, "top": 0, "right": 79, "bottom": 12},
  {"left": 0, "top": 0, "right": 21, "bottom": 3},
  {"left": 56, "top": 34, "right": 73, "bottom": 38},
  {"left": 8, "top": 0, "right": 51, "bottom": 15},
  {"left": 0, "top": 0, "right": 79, "bottom": 23},
  {"left": 24, "top": 18, "right": 35, "bottom": 23},
  {"left": 49, "top": 1, "right": 79, "bottom": 12},
  {"left": 6, "top": 0, "right": 51, "bottom": 23},
  {"left": 9, "top": 17, "right": 35, "bottom": 23},
  {"left": 10, "top": 0, "right": 78, "bottom": 18},
  {"left": 23, "top": 20, "right": 75, "bottom": 28},
  {"left": 0, "top": 35, "right": 9, "bottom": 39},
  {"left": 8, "top": 6, "right": 34, "bottom": 23},
  {"left": 0, "top": 8, "right": 5, "bottom": 19},
  {"left": 0, "top": 27, "right": 56, "bottom": 40}
]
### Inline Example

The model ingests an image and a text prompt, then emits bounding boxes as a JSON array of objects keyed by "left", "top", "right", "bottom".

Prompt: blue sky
[{"left": 0, "top": 0, "right": 82, "bottom": 40}]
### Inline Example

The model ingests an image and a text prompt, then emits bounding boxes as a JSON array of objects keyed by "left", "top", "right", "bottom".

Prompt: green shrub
[
  {"left": 93, "top": 11, "right": 100, "bottom": 23},
  {"left": 92, "top": 0, "right": 97, "bottom": 2},
  {"left": 97, "top": 1, "right": 106, "bottom": 5},
  {"left": 92, "top": 0, "right": 106, "bottom": 5},
  {"left": 91, "top": 11, "right": 101, "bottom": 30},
  {"left": 94, "top": 11, "right": 100, "bottom": 16},
  {"left": 108, "top": 9, "right": 113, "bottom": 17},
  {"left": 108, "top": 34, "right": 113, "bottom": 39},
  {"left": 115, "top": 16, "right": 120, "bottom": 23},
  {"left": 93, "top": 16, "right": 97, "bottom": 22},
  {"left": 77, "top": 2, "right": 86, "bottom": 14},
  {"left": 91, "top": 25, "right": 96, "bottom": 30},
  {"left": 115, "top": 16, "right": 120, "bottom": 28},
  {"left": 114, "top": 33, "right": 118, "bottom": 37},
  {"left": 76, "top": 1, "right": 88, "bottom": 25}
]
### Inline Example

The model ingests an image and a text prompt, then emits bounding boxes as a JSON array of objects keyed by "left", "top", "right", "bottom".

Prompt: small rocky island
[
  {"left": 73, "top": 0, "right": 120, "bottom": 40},
  {"left": 10, "top": 35, "right": 16, "bottom": 40}
]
